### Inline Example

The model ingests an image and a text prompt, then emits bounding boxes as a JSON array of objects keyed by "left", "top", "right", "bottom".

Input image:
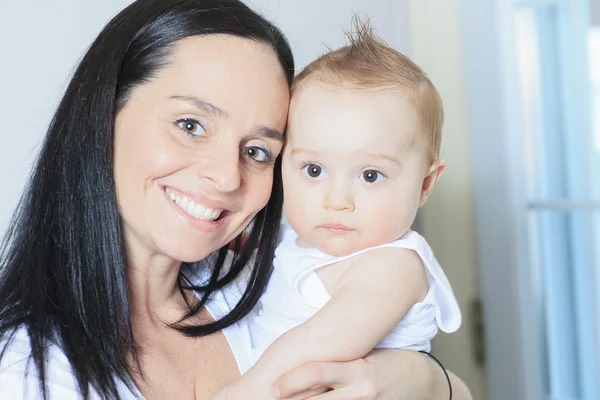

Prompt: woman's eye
[
  {"left": 361, "top": 169, "right": 383, "bottom": 183},
  {"left": 176, "top": 119, "right": 206, "bottom": 137},
  {"left": 303, "top": 164, "right": 326, "bottom": 178},
  {"left": 243, "top": 146, "right": 271, "bottom": 163}
]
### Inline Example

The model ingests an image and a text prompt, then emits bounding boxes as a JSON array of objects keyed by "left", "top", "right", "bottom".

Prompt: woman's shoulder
[
  {"left": 0, "top": 326, "right": 141, "bottom": 400},
  {"left": 0, "top": 326, "right": 81, "bottom": 399}
]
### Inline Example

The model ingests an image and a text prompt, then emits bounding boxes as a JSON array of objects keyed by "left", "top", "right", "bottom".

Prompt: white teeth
[
  {"left": 193, "top": 203, "right": 203, "bottom": 218},
  {"left": 165, "top": 188, "right": 223, "bottom": 221},
  {"left": 186, "top": 201, "right": 196, "bottom": 215}
]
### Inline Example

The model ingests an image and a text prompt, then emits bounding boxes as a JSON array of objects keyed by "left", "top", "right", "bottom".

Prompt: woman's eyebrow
[
  {"left": 170, "top": 95, "right": 228, "bottom": 118},
  {"left": 171, "top": 95, "right": 283, "bottom": 142},
  {"left": 256, "top": 126, "right": 284, "bottom": 143}
]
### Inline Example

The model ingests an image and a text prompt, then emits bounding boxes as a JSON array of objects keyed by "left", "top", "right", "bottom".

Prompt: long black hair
[{"left": 0, "top": 0, "right": 293, "bottom": 398}]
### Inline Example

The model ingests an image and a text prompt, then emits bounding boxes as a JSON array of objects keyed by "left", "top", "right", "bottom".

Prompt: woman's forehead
[
  {"left": 161, "top": 35, "right": 285, "bottom": 92},
  {"left": 134, "top": 34, "right": 290, "bottom": 130}
]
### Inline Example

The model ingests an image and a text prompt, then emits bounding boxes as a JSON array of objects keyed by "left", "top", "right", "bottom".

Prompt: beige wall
[{"left": 407, "top": 1, "right": 487, "bottom": 399}]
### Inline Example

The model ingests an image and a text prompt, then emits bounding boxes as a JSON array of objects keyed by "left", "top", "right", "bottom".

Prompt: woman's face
[{"left": 113, "top": 35, "right": 289, "bottom": 264}]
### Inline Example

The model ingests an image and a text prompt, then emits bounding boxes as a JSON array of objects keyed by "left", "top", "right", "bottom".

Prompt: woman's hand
[{"left": 271, "top": 349, "right": 473, "bottom": 400}]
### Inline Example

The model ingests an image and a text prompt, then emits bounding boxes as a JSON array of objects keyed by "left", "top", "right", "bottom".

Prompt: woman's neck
[{"left": 126, "top": 249, "right": 190, "bottom": 327}]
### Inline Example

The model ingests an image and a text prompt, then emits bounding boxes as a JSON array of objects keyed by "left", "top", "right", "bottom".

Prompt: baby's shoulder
[
  {"left": 328, "top": 246, "right": 428, "bottom": 303},
  {"left": 351, "top": 244, "right": 425, "bottom": 270},
  {"left": 338, "top": 245, "right": 427, "bottom": 290}
]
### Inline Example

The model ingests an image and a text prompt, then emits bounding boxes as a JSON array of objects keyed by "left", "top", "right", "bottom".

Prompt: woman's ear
[{"left": 419, "top": 159, "right": 446, "bottom": 207}]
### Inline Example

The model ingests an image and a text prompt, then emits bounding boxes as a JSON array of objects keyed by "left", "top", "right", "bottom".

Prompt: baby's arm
[{"left": 219, "top": 247, "right": 428, "bottom": 399}]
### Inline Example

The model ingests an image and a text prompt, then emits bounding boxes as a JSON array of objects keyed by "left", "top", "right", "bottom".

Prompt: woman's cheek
[{"left": 248, "top": 168, "right": 275, "bottom": 212}]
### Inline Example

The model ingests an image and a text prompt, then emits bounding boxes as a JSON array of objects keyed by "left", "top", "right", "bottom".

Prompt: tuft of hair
[{"left": 292, "top": 15, "right": 444, "bottom": 163}]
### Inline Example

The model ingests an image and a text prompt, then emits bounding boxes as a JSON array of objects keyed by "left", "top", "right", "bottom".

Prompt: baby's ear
[{"left": 419, "top": 159, "right": 446, "bottom": 207}]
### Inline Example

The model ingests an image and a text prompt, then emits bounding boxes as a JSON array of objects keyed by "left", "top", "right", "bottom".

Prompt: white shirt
[
  {"left": 249, "top": 224, "right": 462, "bottom": 360},
  {"left": 0, "top": 261, "right": 255, "bottom": 399}
]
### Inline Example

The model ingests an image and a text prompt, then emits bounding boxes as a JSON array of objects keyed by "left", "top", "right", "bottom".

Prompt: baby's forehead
[
  {"left": 291, "top": 78, "right": 410, "bottom": 99},
  {"left": 289, "top": 80, "right": 421, "bottom": 124},
  {"left": 289, "top": 81, "right": 422, "bottom": 133},
  {"left": 288, "top": 115, "right": 424, "bottom": 158}
]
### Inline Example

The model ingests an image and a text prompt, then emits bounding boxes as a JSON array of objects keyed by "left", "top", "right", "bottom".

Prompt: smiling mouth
[{"left": 165, "top": 187, "right": 225, "bottom": 221}]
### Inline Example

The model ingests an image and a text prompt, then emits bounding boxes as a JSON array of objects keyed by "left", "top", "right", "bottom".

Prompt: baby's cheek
[
  {"left": 284, "top": 198, "right": 304, "bottom": 227},
  {"left": 367, "top": 202, "right": 412, "bottom": 238}
]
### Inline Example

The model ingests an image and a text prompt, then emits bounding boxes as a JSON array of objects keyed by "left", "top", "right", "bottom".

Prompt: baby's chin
[
  {"left": 316, "top": 239, "right": 364, "bottom": 257},
  {"left": 316, "top": 231, "right": 410, "bottom": 257}
]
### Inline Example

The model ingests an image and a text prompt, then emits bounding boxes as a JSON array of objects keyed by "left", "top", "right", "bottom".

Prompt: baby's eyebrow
[
  {"left": 364, "top": 152, "right": 402, "bottom": 166},
  {"left": 290, "top": 148, "right": 318, "bottom": 157},
  {"left": 290, "top": 148, "right": 401, "bottom": 164}
]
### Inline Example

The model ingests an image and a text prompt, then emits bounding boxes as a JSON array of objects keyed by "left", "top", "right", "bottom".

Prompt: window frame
[{"left": 460, "top": 0, "right": 597, "bottom": 398}]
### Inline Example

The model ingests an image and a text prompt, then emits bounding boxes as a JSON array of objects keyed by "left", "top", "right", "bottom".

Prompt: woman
[{"left": 0, "top": 0, "right": 471, "bottom": 399}]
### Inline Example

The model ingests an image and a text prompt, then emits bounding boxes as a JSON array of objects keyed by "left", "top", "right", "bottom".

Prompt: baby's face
[{"left": 282, "top": 82, "right": 431, "bottom": 256}]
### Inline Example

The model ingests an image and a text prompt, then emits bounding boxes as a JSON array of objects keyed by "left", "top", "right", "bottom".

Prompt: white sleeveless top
[
  {"left": 249, "top": 224, "right": 462, "bottom": 360},
  {"left": 0, "top": 259, "right": 256, "bottom": 399}
]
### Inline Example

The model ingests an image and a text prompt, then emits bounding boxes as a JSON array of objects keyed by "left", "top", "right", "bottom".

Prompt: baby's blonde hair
[{"left": 292, "top": 16, "right": 444, "bottom": 163}]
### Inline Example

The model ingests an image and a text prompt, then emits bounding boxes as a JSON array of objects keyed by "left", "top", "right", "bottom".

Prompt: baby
[{"left": 218, "top": 19, "right": 461, "bottom": 399}]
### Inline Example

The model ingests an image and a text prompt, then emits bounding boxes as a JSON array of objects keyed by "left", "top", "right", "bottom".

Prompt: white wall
[
  {"left": 243, "top": 0, "right": 410, "bottom": 70},
  {"left": 0, "top": 0, "right": 134, "bottom": 233}
]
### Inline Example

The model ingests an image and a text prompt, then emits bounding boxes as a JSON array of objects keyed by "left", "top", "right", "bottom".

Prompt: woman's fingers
[
  {"left": 274, "top": 361, "right": 341, "bottom": 397},
  {"left": 304, "top": 385, "right": 376, "bottom": 400},
  {"left": 281, "top": 387, "right": 329, "bottom": 400},
  {"left": 275, "top": 359, "right": 371, "bottom": 398},
  {"left": 274, "top": 363, "right": 328, "bottom": 398}
]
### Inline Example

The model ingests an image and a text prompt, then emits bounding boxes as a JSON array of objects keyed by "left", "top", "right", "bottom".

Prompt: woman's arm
[{"left": 273, "top": 349, "right": 473, "bottom": 400}]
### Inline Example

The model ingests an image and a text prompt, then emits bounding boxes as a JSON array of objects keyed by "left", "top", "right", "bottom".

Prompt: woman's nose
[{"left": 197, "top": 142, "right": 242, "bottom": 193}]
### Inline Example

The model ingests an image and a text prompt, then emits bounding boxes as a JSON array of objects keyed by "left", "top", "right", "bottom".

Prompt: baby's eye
[
  {"left": 242, "top": 146, "right": 271, "bottom": 163},
  {"left": 176, "top": 119, "right": 206, "bottom": 137},
  {"left": 303, "top": 164, "right": 326, "bottom": 178},
  {"left": 361, "top": 170, "right": 383, "bottom": 183}
]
